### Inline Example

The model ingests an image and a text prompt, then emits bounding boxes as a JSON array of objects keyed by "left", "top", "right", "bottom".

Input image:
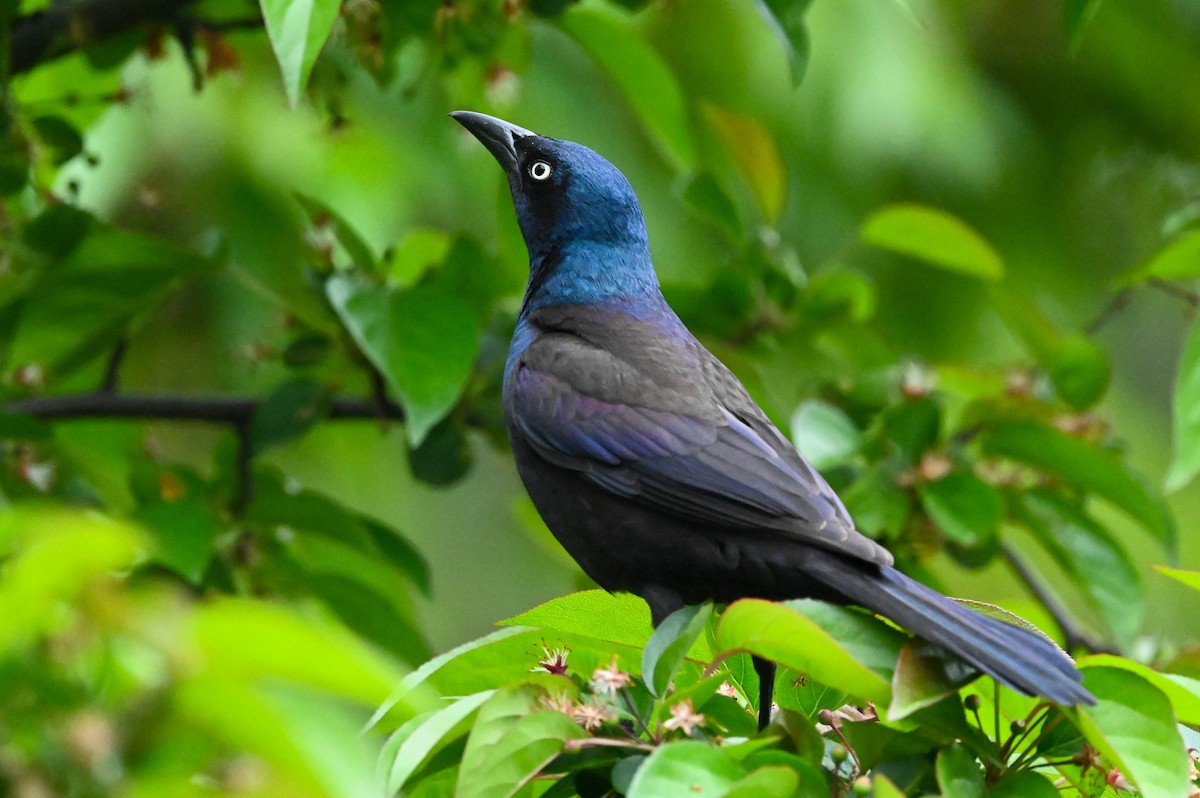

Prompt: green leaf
[
  {"left": 861, "top": 204, "right": 1004, "bottom": 280},
  {"left": 888, "top": 639, "right": 978, "bottom": 721},
  {"left": 251, "top": 378, "right": 332, "bottom": 452},
  {"left": 991, "top": 291, "right": 1110, "bottom": 410},
  {"left": 917, "top": 470, "right": 1002, "bottom": 549},
  {"left": 990, "top": 770, "right": 1060, "bottom": 798},
  {"left": 625, "top": 741, "right": 743, "bottom": 798},
  {"left": 935, "top": 744, "right": 986, "bottom": 798},
  {"left": 456, "top": 685, "right": 586, "bottom": 798},
  {"left": 193, "top": 598, "right": 414, "bottom": 708},
  {"left": 1076, "top": 666, "right": 1191, "bottom": 798},
  {"left": 326, "top": 276, "right": 479, "bottom": 446},
  {"left": 643, "top": 604, "right": 714, "bottom": 697},
  {"left": 296, "top": 193, "right": 378, "bottom": 272},
  {"left": 382, "top": 690, "right": 495, "bottom": 795},
  {"left": 1015, "top": 490, "right": 1142, "bottom": 649},
  {"left": 407, "top": 418, "right": 472, "bottom": 486},
  {"left": 134, "top": 497, "right": 219, "bottom": 585},
  {"left": 1066, "top": 0, "right": 1105, "bottom": 53},
  {"left": 790, "top": 399, "right": 860, "bottom": 470},
  {"left": 1166, "top": 316, "right": 1200, "bottom": 491},
  {"left": 1156, "top": 565, "right": 1200, "bottom": 592},
  {"left": 501, "top": 590, "right": 654, "bottom": 652},
  {"left": 682, "top": 172, "right": 743, "bottom": 240},
  {"left": 388, "top": 228, "right": 453, "bottom": 288},
  {"left": 559, "top": 0, "right": 695, "bottom": 170},
  {"left": 1081, "top": 654, "right": 1200, "bottom": 727},
  {"left": 715, "top": 599, "right": 893, "bottom": 705},
  {"left": 1046, "top": 334, "right": 1111, "bottom": 411},
  {"left": 723, "top": 764, "right": 800, "bottom": 798},
  {"left": 259, "top": 0, "right": 341, "bottom": 106},
  {"left": 31, "top": 115, "right": 83, "bottom": 165},
  {"left": 5, "top": 227, "right": 211, "bottom": 379},
  {"left": 1114, "top": 230, "right": 1200, "bottom": 286},
  {"left": 702, "top": 105, "right": 787, "bottom": 222},
  {"left": 366, "top": 626, "right": 533, "bottom": 732},
  {"left": 0, "top": 507, "right": 145, "bottom": 652},
  {"left": 980, "top": 420, "right": 1175, "bottom": 551},
  {"left": 759, "top": 0, "right": 811, "bottom": 86}
]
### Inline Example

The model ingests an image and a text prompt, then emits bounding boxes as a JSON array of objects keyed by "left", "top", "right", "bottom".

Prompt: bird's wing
[{"left": 510, "top": 309, "right": 892, "bottom": 565}]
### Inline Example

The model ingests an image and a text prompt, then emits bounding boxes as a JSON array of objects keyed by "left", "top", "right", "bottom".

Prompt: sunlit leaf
[
  {"left": 980, "top": 420, "right": 1175, "bottom": 551},
  {"left": 383, "top": 690, "right": 495, "bottom": 795},
  {"left": 500, "top": 590, "right": 654, "bottom": 653},
  {"left": 0, "top": 507, "right": 145, "bottom": 652},
  {"left": 625, "top": 741, "right": 744, "bottom": 798},
  {"left": 642, "top": 603, "right": 713, "bottom": 697},
  {"left": 790, "top": 399, "right": 860, "bottom": 470},
  {"left": 1081, "top": 654, "right": 1200, "bottom": 727},
  {"left": 715, "top": 599, "right": 893, "bottom": 705},
  {"left": 1155, "top": 565, "right": 1200, "bottom": 592},
  {"left": 259, "top": 0, "right": 341, "bottom": 106},
  {"left": 560, "top": 0, "right": 695, "bottom": 169},
  {"left": 326, "top": 276, "right": 479, "bottom": 446},
  {"left": 1113, "top": 230, "right": 1200, "bottom": 286},
  {"left": 723, "top": 764, "right": 800, "bottom": 798},
  {"left": 455, "top": 685, "right": 585, "bottom": 798},
  {"left": 861, "top": 204, "right": 1004, "bottom": 280},
  {"left": 192, "top": 599, "right": 414, "bottom": 709},
  {"left": 366, "top": 626, "right": 533, "bottom": 732},
  {"left": 1076, "top": 666, "right": 1191, "bottom": 798},
  {"left": 1166, "top": 316, "right": 1200, "bottom": 491}
]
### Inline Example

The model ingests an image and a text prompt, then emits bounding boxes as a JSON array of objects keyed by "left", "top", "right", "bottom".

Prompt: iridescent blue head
[{"left": 452, "top": 111, "right": 659, "bottom": 310}]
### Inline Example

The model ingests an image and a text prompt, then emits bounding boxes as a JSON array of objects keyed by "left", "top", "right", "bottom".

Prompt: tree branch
[
  {"left": 1000, "top": 543, "right": 1116, "bottom": 655},
  {"left": 2, "top": 392, "right": 405, "bottom": 424},
  {"left": 11, "top": 0, "right": 203, "bottom": 76}
]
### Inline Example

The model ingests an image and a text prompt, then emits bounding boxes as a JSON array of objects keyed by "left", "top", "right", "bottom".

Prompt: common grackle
[{"left": 452, "top": 110, "right": 1095, "bottom": 727}]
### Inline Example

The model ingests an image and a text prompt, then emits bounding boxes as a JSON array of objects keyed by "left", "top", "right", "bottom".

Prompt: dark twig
[
  {"left": 10, "top": 0, "right": 201, "bottom": 75},
  {"left": 2, "top": 392, "right": 406, "bottom": 424},
  {"left": 1084, "top": 289, "right": 1132, "bottom": 336},
  {"left": 1000, "top": 543, "right": 1115, "bottom": 655},
  {"left": 100, "top": 339, "right": 128, "bottom": 393},
  {"left": 1148, "top": 277, "right": 1200, "bottom": 310}
]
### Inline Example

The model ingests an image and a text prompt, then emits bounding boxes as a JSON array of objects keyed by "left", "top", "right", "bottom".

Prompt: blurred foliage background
[{"left": 2, "top": 0, "right": 1200, "bottom": 795}]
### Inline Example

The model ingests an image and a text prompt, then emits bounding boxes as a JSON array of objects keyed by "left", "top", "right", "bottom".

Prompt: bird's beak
[{"left": 450, "top": 111, "right": 536, "bottom": 174}]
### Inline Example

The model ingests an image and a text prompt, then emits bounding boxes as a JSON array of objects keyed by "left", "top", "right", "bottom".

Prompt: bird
[{"left": 450, "top": 110, "right": 1095, "bottom": 727}]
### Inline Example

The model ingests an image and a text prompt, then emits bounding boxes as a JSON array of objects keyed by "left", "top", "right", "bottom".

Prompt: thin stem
[
  {"left": 3, "top": 392, "right": 406, "bottom": 424},
  {"left": 1000, "top": 543, "right": 1114, "bottom": 654}
]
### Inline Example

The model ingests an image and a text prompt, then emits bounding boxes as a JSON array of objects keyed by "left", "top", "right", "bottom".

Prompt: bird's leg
[{"left": 752, "top": 655, "right": 776, "bottom": 730}]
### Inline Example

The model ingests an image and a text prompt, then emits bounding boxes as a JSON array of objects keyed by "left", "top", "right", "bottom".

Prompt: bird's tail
[{"left": 823, "top": 559, "right": 1095, "bottom": 706}]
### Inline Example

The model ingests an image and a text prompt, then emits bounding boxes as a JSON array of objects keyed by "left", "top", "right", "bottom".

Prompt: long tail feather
[{"left": 824, "top": 560, "right": 1095, "bottom": 706}]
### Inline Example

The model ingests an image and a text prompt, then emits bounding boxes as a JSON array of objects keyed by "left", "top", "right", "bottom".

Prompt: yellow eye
[{"left": 529, "top": 160, "right": 552, "bottom": 181}]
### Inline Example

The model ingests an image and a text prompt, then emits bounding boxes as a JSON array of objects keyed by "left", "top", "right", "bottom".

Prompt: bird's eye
[{"left": 529, "top": 160, "right": 552, "bottom": 181}]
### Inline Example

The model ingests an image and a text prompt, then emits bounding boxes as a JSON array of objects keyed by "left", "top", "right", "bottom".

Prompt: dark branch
[
  {"left": 11, "top": 0, "right": 203, "bottom": 75},
  {"left": 2, "top": 392, "right": 405, "bottom": 424},
  {"left": 1000, "top": 543, "right": 1116, "bottom": 655}
]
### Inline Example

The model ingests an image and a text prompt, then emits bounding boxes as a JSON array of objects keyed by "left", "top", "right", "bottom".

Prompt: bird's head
[{"left": 451, "top": 111, "right": 649, "bottom": 263}]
